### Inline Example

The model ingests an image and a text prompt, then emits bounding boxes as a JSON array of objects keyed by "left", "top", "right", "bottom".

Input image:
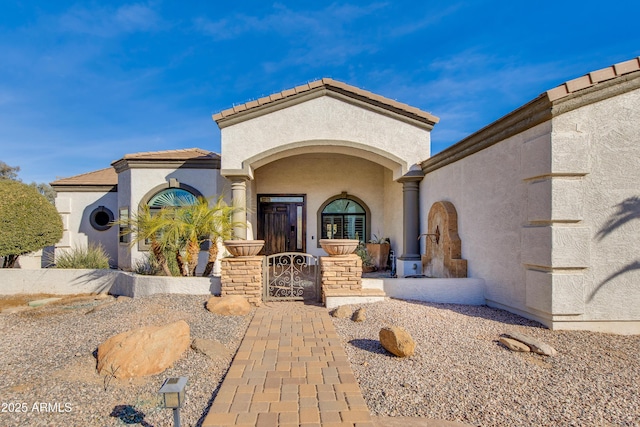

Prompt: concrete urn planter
[
  {"left": 319, "top": 239, "right": 359, "bottom": 256},
  {"left": 223, "top": 240, "right": 265, "bottom": 257}
]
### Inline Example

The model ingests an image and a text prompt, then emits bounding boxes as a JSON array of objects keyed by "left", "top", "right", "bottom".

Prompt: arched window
[
  {"left": 319, "top": 195, "right": 370, "bottom": 243},
  {"left": 135, "top": 184, "right": 202, "bottom": 250},
  {"left": 147, "top": 188, "right": 198, "bottom": 211}
]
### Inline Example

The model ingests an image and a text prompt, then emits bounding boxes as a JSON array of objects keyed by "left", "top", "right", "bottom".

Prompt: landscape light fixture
[{"left": 159, "top": 376, "right": 188, "bottom": 427}]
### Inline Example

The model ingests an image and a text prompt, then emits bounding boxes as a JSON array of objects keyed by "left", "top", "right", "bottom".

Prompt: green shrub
[
  {"left": 134, "top": 253, "right": 160, "bottom": 276},
  {"left": 0, "top": 180, "right": 63, "bottom": 267},
  {"left": 355, "top": 243, "right": 374, "bottom": 267},
  {"left": 54, "top": 244, "right": 110, "bottom": 269},
  {"left": 134, "top": 250, "right": 181, "bottom": 276}
]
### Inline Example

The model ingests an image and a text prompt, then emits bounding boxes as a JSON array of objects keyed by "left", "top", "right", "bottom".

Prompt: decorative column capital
[{"left": 397, "top": 169, "right": 424, "bottom": 184}]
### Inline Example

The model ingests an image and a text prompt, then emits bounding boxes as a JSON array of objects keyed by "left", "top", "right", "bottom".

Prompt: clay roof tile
[
  {"left": 51, "top": 167, "right": 117, "bottom": 186},
  {"left": 614, "top": 57, "right": 640, "bottom": 75},
  {"left": 213, "top": 77, "right": 440, "bottom": 125},
  {"left": 547, "top": 56, "right": 640, "bottom": 102},
  {"left": 294, "top": 83, "right": 310, "bottom": 93},
  {"left": 589, "top": 66, "right": 617, "bottom": 84},
  {"left": 257, "top": 96, "right": 271, "bottom": 105},
  {"left": 121, "top": 148, "right": 217, "bottom": 161},
  {"left": 280, "top": 88, "right": 296, "bottom": 97}
]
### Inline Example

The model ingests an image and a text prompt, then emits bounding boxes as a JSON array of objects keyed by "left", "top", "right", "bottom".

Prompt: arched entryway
[{"left": 215, "top": 78, "right": 438, "bottom": 277}]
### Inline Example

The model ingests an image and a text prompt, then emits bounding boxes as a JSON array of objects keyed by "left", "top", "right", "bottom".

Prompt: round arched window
[
  {"left": 89, "top": 206, "right": 115, "bottom": 231},
  {"left": 136, "top": 185, "right": 202, "bottom": 251},
  {"left": 147, "top": 188, "right": 198, "bottom": 210},
  {"left": 320, "top": 198, "right": 367, "bottom": 242}
]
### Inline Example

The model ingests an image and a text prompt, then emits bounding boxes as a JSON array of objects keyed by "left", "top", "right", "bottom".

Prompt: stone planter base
[{"left": 220, "top": 256, "right": 264, "bottom": 306}]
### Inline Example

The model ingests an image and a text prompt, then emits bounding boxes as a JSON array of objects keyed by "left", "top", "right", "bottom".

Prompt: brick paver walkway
[{"left": 202, "top": 302, "right": 374, "bottom": 427}]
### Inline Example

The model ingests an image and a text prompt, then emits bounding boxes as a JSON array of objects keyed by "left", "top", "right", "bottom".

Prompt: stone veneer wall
[
  {"left": 220, "top": 256, "right": 263, "bottom": 306},
  {"left": 320, "top": 255, "right": 362, "bottom": 299}
]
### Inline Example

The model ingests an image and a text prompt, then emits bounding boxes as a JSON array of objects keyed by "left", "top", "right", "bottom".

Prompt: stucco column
[
  {"left": 230, "top": 177, "right": 248, "bottom": 239},
  {"left": 397, "top": 170, "right": 423, "bottom": 275}
]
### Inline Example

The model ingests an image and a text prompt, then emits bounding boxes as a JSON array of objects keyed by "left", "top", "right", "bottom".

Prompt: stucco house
[{"left": 51, "top": 57, "right": 640, "bottom": 334}]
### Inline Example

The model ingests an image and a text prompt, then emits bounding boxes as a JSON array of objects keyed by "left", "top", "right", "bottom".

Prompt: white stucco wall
[
  {"left": 0, "top": 269, "right": 220, "bottom": 296},
  {"left": 221, "top": 96, "right": 430, "bottom": 180},
  {"left": 383, "top": 168, "right": 403, "bottom": 259},
  {"left": 55, "top": 190, "right": 119, "bottom": 266},
  {"left": 421, "top": 85, "right": 640, "bottom": 333},
  {"left": 556, "top": 87, "right": 640, "bottom": 328},
  {"left": 421, "top": 124, "right": 543, "bottom": 312},
  {"left": 117, "top": 167, "right": 221, "bottom": 270},
  {"left": 253, "top": 153, "right": 404, "bottom": 257}
]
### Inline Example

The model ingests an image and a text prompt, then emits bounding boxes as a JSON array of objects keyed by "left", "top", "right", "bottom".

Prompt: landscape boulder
[
  {"left": 206, "top": 295, "right": 251, "bottom": 316},
  {"left": 352, "top": 308, "right": 366, "bottom": 322},
  {"left": 504, "top": 331, "right": 557, "bottom": 356},
  {"left": 379, "top": 326, "right": 415, "bottom": 357},
  {"left": 499, "top": 337, "right": 531, "bottom": 352},
  {"left": 331, "top": 305, "right": 352, "bottom": 318},
  {"left": 191, "top": 338, "right": 230, "bottom": 360},
  {"left": 97, "top": 320, "right": 190, "bottom": 378}
]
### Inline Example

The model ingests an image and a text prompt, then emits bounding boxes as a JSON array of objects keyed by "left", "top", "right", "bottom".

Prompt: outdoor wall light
[{"left": 159, "top": 376, "right": 188, "bottom": 427}]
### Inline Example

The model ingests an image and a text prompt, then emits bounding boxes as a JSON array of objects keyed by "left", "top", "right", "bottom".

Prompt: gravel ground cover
[
  {"left": 331, "top": 299, "right": 640, "bottom": 427},
  {"left": 3, "top": 294, "right": 639, "bottom": 427},
  {"left": 0, "top": 294, "right": 252, "bottom": 427}
]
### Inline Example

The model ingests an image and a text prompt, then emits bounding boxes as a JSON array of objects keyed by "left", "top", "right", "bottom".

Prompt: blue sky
[{"left": 1, "top": 1, "right": 639, "bottom": 185}]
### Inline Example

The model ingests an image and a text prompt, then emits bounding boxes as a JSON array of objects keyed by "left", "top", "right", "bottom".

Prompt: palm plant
[
  {"left": 114, "top": 194, "right": 244, "bottom": 277},
  {"left": 113, "top": 205, "right": 174, "bottom": 276},
  {"left": 163, "top": 197, "right": 209, "bottom": 276},
  {"left": 167, "top": 196, "right": 244, "bottom": 276},
  {"left": 200, "top": 196, "right": 244, "bottom": 277}
]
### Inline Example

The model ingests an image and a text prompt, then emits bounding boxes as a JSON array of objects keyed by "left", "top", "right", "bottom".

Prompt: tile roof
[
  {"left": 213, "top": 78, "right": 440, "bottom": 126},
  {"left": 422, "top": 56, "right": 640, "bottom": 175},
  {"left": 546, "top": 56, "right": 640, "bottom": 101},
  {"left": 120, "top": 148, "right": 219, "bottom": 161},
  {"left": 51, "top": 149, "right": 219, "bottom": 187},
  {"left": 50, "top": 167, "right": 117, "bottom": 186}
]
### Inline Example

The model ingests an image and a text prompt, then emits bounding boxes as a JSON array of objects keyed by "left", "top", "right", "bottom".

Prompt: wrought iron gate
[{"left": 263, "top": 253, "right": 319, "bottom": 301}]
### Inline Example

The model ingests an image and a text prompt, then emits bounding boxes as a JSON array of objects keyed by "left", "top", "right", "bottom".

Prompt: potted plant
[
  {"left": 355, "top": 243, "right": 376, "bottom": 273},
  {"left": 366, "top": 235, "right": 390, "bottom": 270}
]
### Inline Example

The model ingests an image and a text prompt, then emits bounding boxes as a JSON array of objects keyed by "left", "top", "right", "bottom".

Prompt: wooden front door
[{"left": 258, "top": 195, "right": 305, "bottom": 256}]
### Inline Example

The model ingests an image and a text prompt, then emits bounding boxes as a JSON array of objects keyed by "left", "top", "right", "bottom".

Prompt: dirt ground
[{"left": 0, "top": 293, "right": 109, "bottom": 307}]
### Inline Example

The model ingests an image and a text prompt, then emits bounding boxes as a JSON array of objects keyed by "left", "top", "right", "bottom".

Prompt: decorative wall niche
[{"left": 422, "top": 201, "right": 467, "bottom": 278}]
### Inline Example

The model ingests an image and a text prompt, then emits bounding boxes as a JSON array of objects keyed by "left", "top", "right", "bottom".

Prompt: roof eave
[
  {"left": 213, "top": 80, "right": 439, "bottom": 130},
  {"left": 111, "top": 157, "right": 221, "bottom": 173},
  {"left": 51, "top": 184, "right": 118, "bottom": 193},
  {"left": 421, "top": 68, "right": 640, "bottom": 175}
]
